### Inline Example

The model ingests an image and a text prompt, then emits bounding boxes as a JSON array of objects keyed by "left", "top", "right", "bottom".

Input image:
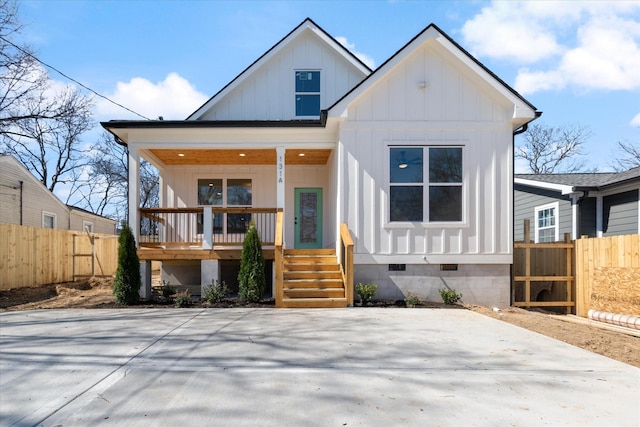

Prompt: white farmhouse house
[{"left": 102, "top": 18, "right": 540, "bottom": 308}]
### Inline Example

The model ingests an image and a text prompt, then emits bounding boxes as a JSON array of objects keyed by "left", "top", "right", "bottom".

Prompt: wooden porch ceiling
[{"left": 149, "top": 149, "right": 332, "bottom": 165}]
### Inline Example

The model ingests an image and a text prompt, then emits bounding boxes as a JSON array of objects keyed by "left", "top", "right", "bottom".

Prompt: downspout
[{"left": 19, "top": 180, "right": 23, "bottom": 225}]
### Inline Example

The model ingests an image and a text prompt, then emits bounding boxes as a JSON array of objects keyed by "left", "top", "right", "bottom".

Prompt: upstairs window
[
  {"left": 389, "top": 147, "right": 463, "bottom": 223},
  {"left": 295, "top": 70, "right": 320, "bottom": 117}
]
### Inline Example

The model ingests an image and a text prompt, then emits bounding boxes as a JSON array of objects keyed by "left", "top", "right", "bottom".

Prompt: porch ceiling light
[
  {"left": 178, "top": 153, "right": 185, "bottom": 157},
  {"left": 298, "top": 153, "right": 305, "bottom": 157},
  {"left": 239, "top": 153, "right": 246, "bottom": 157}
]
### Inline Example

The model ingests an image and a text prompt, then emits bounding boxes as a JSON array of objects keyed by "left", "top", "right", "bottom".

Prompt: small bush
[
  {"left": 159, "top": 280, "right": 176, "bottom": 299},
  {"left": 203, "top": 280, "right": 229, "bottom": 303},
  {"left": 404, "top": 292, "right": 421, "bottom": 307},
  {"left": 439, "top": 288, "right": 462, "bottom": 305},
  {"left": 355, "top": 283, "right": 378, "bottom": 305},
  {"left": 174, "top": 290, "right": 191, "bottom": 307},
  {"left": 113, "top": 223, "right": 141, "bottom": 305}
]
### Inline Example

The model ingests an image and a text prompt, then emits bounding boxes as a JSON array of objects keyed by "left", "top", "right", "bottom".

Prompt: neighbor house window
[
  {"left": 42, "top": 211, "right": 56, "bottom": 229},
  {"left": 197, "top": 178, "right": 252, "bottom": 234},
  {"left": 295, "top": 70, "right": 320, "bottom": 117},
  {"left": 389, "top": 147, "right": 462, "bottom": 222},
  {"left": 534, "top": 202, "right": 559, "bottom": 243},
  {"left": 82, "top": 221, "right": 94, "bottom": 232}
]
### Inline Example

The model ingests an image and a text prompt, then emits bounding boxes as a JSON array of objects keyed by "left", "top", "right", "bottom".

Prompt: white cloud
[
  {"left": 335, "top": 36, "right": 376, "bottom": 69},
  {"left": 97, "top": 72, "right": 208, "bottom": 120},
  {"left": 461, "top": 1, "right": 640, "bottom": 94},
  {"left": 631, "top": 113, "right": 640, "bottom": 127}
]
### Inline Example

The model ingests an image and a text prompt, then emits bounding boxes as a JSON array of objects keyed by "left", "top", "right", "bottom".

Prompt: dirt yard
[{"left": 1, "top": 278, "right": 638, "bottom": 368}]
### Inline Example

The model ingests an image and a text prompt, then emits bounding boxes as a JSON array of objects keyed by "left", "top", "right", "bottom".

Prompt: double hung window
[
  {"left": 295, "top": 70, "right": 320, "bottom": 117},
  {"left": 534, "top": 202, "right": 558, "bottom": 242},
  {"left": 389, "top": 147, "right": 463, "bottom": 223}
]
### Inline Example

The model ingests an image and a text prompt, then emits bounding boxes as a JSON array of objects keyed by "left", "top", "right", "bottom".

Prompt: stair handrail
[
  {"left": 275, "top": 209, "right": 284, "bottom": 307},
  {"left": 339, "top": 223, "right": 354, "bottom": 306}
]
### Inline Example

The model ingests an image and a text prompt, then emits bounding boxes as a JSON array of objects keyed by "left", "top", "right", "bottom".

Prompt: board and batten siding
[
  {"left": 198, "top": 29, "right": 366, "bottom": 121},
  {"left": 339, "top": 39, "right": 519, "bottom": 263},
  {"left": 603, "top": 189, "right": 639, "bottom": 236},
  {"left": 514, "top": 185, "right": 572, "bottom": 241}
]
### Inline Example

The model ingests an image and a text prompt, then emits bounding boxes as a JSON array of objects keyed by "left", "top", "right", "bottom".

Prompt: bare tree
[
  {"left": 82, "top": 132, "right": 159, "bottom": 219},
  {"left": 612, "top": 139, "right": 640, "bottom": 171},
  {"left": 2, "top": 86, "right": 94, "bottom": 193},
  {"left": 0, "top": 0, "right": 79, "bottom": 133},
  {"left": 516, "top": 123, "right": 594, "bottom": 174},
  {"left": 1, "top": 0, "right": 95, "bottom": 197}
]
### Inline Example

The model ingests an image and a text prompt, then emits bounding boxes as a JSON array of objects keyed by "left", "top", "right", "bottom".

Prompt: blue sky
[{"left": 18, "top": 0, "right": 640, "bottom": 173}]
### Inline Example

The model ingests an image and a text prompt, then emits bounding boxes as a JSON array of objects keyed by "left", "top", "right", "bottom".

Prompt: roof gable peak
[{"left": 187, "top": 17, "right": 372, "bottom": 121}]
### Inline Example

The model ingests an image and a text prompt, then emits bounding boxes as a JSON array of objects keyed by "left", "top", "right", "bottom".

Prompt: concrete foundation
[
  {"left": 354, "top": 263, "right": 510, "bottom": 308},
  {"left": 201, "top": 260, "right": 220, "bottom": 297},
  {"left": 139, "top": 261, "right": 152, "bottom": 300},
  {"left": 161, "top": 260, "right": 201, "bottom": 297}
]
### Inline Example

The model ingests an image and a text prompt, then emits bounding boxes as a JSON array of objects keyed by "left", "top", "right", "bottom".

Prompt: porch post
[
  {"left": 596, "top": 195, "right": 603, "bottom": 237},
  {"left": 570, "top": 194, "right": 578, "bottom": 240},
  {"left": 202, "top": 206, "right": 213, "bottom": 249},
  {"left": 276, "top": 146, "right": 285, "bottom": 210},
  {"left": 128, "top": 144, "right": 141, "bottom": 245}
]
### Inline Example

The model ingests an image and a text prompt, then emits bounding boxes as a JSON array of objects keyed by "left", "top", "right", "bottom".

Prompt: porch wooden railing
[
  {"left": 274, "top": 210, "right": 284, "bottom": 307},
  {"left": 339, "top": 223, "right": 354, "bottom": 306},
  {"left": 139, "top": 207, "right": 277, "bottom": 247}
]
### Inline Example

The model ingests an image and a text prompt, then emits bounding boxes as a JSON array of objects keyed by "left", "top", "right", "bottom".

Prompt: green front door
[{"left": 294, "top": 188, "right": 323, "bottom": 249}]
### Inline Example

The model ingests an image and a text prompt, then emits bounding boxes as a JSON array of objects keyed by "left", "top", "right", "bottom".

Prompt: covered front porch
[
  {"left": 135, "top": 206, "right": 353, "bottom": 307},
  {"left": 101, "top": 118, "right": 355, "bottom": 307}
]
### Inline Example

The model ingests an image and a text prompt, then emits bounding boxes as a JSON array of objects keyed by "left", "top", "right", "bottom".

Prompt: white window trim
[
  {"left": 42, "top": 211, "right": 56, "bottom": 229},
  {"left": 82, "top": 220, "right": 94, "bottom": 233},
  {"left": 294, "top": 69, "right": 321, "bottom": 119},
  {"left": 385, "top": 144, "right": 467, "bottom": 227},
  {"left": 534, "top": 201, "right": 559, "bottom": 243}
]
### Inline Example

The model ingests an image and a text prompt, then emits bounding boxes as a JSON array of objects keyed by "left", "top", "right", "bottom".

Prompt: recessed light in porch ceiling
[
  {"left": 239, "top": 153, "right": 246, "bottom": 157},
  {"left": 298, "top": 153, "right": 305, "bottom": 157},
  {"left": 178, "top": 153, "right": 185, "bottom": 157}
]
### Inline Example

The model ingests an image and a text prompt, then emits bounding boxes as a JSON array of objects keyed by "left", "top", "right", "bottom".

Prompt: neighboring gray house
[
  {"left": 0, "top": 155, "right": 117, "bottom": 234},
  {"left": 515, "top": 167, "right": 640, "bottom": 242}
]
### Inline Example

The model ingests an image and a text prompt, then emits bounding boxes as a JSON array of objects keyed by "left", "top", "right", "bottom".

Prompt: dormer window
[{"left": 295, "top": 70, "right": 320, "bottom": 117}]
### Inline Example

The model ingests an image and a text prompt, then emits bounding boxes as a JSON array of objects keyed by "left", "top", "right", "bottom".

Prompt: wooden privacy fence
[
  {"left": 0, "top": 224, "right": 118, "bottom": 290},
  {"left": 514, "top": 219, "right": 640, "bottom": 317},
  {"left": 513, "top": 220, "right": 574, "bottom": 313},
  {"left": 575, "top": 234, "right": 640, "bottom": 317}
]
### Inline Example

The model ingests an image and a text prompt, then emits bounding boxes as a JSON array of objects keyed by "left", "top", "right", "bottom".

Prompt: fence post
[
  {"left": 523, "top": 219, "right": 531, "bottom": 305},
  {"left": 564, "top": 232, "right": 572, "bottom": 314}
]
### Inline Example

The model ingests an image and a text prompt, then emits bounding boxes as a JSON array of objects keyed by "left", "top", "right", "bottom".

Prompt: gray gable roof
[{"left": 516, "top": 167, "right": 640, "bottom": 191}]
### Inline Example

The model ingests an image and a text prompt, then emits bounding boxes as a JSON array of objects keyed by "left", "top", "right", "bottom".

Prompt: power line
[{"left": 1, "top": 35, "right": 152, "bottom": 121}]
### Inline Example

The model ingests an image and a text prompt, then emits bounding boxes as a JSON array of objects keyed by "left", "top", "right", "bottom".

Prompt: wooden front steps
[{"left": 280, "top": 249, "right": 348, "bottom": 308}]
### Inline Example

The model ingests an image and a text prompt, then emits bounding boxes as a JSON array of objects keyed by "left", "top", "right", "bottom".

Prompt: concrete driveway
[{"left": 1, "top": 308, "right": 638, "bottom": 426}]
